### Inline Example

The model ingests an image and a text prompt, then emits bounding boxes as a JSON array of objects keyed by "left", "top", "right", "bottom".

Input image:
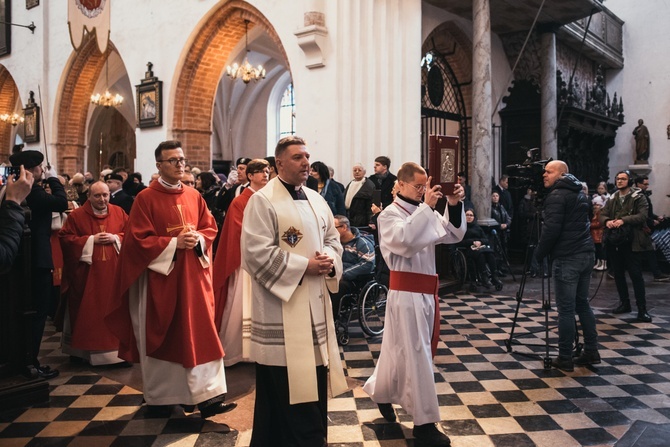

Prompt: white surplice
[
  {"left": 218, "top": 267, "right": 253, "bottom": 366},
  {"left": 363, "top": 197, "right": 465, "bottom": 425}
]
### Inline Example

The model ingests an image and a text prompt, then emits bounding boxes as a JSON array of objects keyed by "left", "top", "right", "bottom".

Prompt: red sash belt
[{"left": 389, "top": 271, "right": 440, "bottom": 358}]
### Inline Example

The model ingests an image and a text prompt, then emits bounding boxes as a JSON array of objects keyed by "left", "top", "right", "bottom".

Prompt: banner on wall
[{"left": 68, "top": 0, "right": 110, "bottom": 54}]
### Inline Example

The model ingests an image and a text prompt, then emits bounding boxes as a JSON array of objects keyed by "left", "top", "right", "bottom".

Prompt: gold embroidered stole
[{"left": 259, "top": 179, "right": 347, "bottom": 404}]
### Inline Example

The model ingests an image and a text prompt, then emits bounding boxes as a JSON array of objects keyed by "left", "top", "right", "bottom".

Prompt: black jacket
[
  {"left": 0, "top": 198, "right": 26, "bottom": 274},
  {"left": 345, "top": 178, "right": 375, "bottom": 227},
  {"left": 110, "top": 189, "right": 134, "bottom": 215},
  {"left": 493, "top": 184, "right": 514, "bottom": 219},
  {"left": 26, "top": 177, "right": 68, "bottom": 269},
  {"left": 535, "top": 174, "right": 594, "bottom": 261},
  {"left": 370, "top": 172, "right": 397, "bottom": 209}
]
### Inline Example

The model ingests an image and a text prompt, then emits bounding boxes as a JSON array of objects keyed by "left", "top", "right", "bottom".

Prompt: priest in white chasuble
[
  {"left": 241, "top": 136, "right": 347, "bottom": 447},
  {"left": 105, "top": 140, "right": 236, "bottom": 419},
  {"left": 363, "top": 162, "right": 466, "bottom": 447}
]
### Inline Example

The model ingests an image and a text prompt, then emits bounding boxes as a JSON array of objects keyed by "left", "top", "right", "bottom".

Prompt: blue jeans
[{"left": 552, "top": 252, "right": 597, "bottom": 358}]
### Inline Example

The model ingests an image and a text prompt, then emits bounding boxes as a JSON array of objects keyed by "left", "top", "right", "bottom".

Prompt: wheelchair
[
  {"left": 448, "top": 245, "right": 504, "bottom": 292},
  {"left": 333, "top": 274, "right": 389, "bottom": 346}
]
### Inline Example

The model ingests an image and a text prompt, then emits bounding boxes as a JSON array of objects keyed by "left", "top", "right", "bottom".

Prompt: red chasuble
[
  {"left": 105, "top": 181, "right": 223, "bottom": 368},
  {"left": 59, "top": 202, "right": 128, "bottom": 351},
  {"left": 212, "top": 187, "right": 253, "bottom": 330}
]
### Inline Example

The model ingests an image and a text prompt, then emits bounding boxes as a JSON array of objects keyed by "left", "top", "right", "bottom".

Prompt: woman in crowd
[
  {"left": 458, "top": 208, "right": 502, "bottom": 289},
  {"left": 197, "top": 171, "right": 221, "bottom": 216},
  {"left": 310, "top": 161, "right": 346, "bottom": 215}
]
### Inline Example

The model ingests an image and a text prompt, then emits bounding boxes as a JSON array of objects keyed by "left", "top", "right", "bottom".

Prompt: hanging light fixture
[
  {"left": 0, "top": 112, "right": 25, "bottom": 126},
  {"left": 91, "top": 55, "right": 124, "bottom": 108},
  {"left": 226, "top": 19, "right": 266, "bottom": 84}
]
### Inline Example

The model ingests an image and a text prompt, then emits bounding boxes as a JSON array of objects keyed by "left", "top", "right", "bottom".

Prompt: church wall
[{"left": 606, "top": 0, "right": 670, "bottom": 215}]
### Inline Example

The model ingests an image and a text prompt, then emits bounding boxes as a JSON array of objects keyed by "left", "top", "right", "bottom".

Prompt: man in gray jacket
[{"left": 535, "top": 161, "right": 597, "bottom": 372}]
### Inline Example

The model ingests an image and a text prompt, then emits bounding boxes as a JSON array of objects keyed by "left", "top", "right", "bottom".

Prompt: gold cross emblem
[{"left": 166, "top": 204, "right": 195, "bottom": 235}]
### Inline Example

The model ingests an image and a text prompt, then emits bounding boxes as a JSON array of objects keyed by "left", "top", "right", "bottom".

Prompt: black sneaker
[
  {"left": 653, "top": 274, "right": 670, "bottom": 282},
  {"left": 637, "top": 311, "right": 652, "bottom": 323},
  {"left": 35, "top": 365, "right": 60, "bottom": 380},
  {"left": 573, "top": 350, "right": 601, "bottom": 366},
  {"left": 551, "top": 357, "right": 574, "bottom": 372},
  {"left": 612, "top": 302, "right": 632, "bottom": 314},
  {"left": 412, "top": 423, "right": 451, "bottom": 446},
  {"left": 199, "top": 401, "right": 237, "bottom": 419}
]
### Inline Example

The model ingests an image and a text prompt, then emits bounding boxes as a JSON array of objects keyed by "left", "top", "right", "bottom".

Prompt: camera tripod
[{"left": 504, "top": 209, "right": 583, "bottom": 370}]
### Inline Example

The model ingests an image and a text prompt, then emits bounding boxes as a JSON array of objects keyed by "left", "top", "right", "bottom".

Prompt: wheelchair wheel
[
  {"left": 359, "top": 281, "right": 388, "bottom": 336},
  {"left": 449, "top": 249, "right": 467, "bottom": 290}
]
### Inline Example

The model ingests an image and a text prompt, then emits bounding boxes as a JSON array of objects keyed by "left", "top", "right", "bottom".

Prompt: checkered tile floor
[{"left": 3, "top": 287, "right": 670, "bottom": 446}]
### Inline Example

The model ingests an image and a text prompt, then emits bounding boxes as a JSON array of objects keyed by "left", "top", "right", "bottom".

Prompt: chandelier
[
  {"left": 91, "top": 55, "right": 124, "bottom": 108},
  {"left": 226, "top": 20, "right": 266, "bottom": 84},
  {"left": 0, "top": 112, "right": 24, "bottom": 126}
]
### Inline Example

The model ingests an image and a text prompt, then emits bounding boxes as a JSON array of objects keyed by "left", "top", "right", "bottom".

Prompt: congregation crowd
[{"left": 1, "top": 136, "right": 668, "bottom": 447}]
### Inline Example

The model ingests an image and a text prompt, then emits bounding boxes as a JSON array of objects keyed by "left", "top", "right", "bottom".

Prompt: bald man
[{"left": 535, "top": 161, "right": 598, "bottom": 372}]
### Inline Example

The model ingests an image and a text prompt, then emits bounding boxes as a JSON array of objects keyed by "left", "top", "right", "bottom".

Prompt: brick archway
[
  {"left": 172, "top": 1, "right": 288, "bottom": 169},
  {"left": 0, "top": 67, "right": 21, "bottom": 164},
  {"left": 55, "top": 35, "right": 119, "bottom": 175}
]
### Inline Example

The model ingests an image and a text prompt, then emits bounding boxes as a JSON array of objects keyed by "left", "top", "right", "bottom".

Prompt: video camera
[{"left": 505, "top": 148, "right": 552, "bottom": 205}]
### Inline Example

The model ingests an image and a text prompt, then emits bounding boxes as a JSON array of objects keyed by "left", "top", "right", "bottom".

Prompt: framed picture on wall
[
  {"left": 26, "top": 0, "right": 39, "bottom": 10},
  {"left": 136, "top": 62, "right": 162, "bottom": 128},
  {"left": 23, "top": 92, "right": 40, "bottom": 143},
  {"left": 0, "top": 0, "right": 11, "bottom": 57}
]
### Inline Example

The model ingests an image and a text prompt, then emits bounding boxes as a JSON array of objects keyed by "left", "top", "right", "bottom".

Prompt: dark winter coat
[
  {"left": 344, "top": 178, "right": 375, "bottom": 227},
  {"left": 599, "top": 187, "right": 652, "bottom": 252},
  {"left": 0, "top": 199, "right": 26, "bottom": 274},
  {"left": 535, "top": 173, "right": 594, "bottom": 261}
]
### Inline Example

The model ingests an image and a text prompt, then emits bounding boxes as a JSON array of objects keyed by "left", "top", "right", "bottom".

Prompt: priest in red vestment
[
  {"left": 105, "top": 140, "right": 236, "bottom": 419},
  {"left": 59, "top": 182, "right": 128, "bottom": 365},
  {"left": 213, "top": 158, "right": 269, "bottom": 366}
]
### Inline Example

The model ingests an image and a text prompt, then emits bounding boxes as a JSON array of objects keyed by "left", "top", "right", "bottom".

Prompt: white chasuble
[{"left": 241, "top": 177, "right": 347, "bottom": 404}]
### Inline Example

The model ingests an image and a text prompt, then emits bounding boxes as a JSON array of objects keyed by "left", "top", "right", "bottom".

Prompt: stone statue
[{"left": 632, "top": 119, "right": 650, "bottom": 163}]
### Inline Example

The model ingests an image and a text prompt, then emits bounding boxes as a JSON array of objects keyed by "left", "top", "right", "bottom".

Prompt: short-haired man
[
  {"left": 106, "top": 140, "right": 235, "bottom": 418},
  {"left": 241, "top": 136, "right": 346, "bottom": 446},
  {"left": 344, "top": 164, "right": 376, "bottom": 227},
  {"left": 600, "top": 170, "right": 653, "bottom": 322},
  {"left": 330, "top": 215, "right": 375, "bottom": 317},
  {"left": 105, "top": 173, "right": 133, "bottom": 215},
  {"left": 535, "top": 161, "right": 598, "bottom": 371},
  {"left": 181, "top": 172, "right": 196, "bottom": 188},
  {"left": 364, "top": 162, "right": 465, "bottom": 446},
  {"left": 59, "top": 182, "right": 128, "bottom": 365},
  {"left": 634, "top": 176, "right": 670, "bottom": 282},
  {"left": 492, "top": 174, "right": 514, "bottom": 219},
  {"left": 216, "top": 157, "right": 252, "bottom": 218},
  {"left": 369, "top": 156, "right": 398, "bottom": 209}
]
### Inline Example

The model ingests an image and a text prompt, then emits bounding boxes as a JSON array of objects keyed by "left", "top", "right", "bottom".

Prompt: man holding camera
[
  {"left": 0, "top": 166, "right": 34, "bottom": 273},
  {"left": 535, "top": 160, "right": 598, "bottom": 372}
]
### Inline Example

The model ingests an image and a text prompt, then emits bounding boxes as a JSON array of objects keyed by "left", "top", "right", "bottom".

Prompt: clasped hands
[
  {"left": 94, "top": 232, "right": 116, "bottom": 245},
  {"left": 606, "top": 219, "right": 625, "bottom": 229},
  {"left": 176, "top": 228, "right": 200, "bottom": 249},
  {"left": 306, "top": 251, "right": 334, "bottom": 276}
]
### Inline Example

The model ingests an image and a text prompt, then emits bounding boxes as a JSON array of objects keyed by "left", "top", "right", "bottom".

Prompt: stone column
[
  {"left": 472, "top": 0, "right": 495, "bottom": 225},
  {"left": 540, "top": 27, "right": 558, "bottom": 160}
]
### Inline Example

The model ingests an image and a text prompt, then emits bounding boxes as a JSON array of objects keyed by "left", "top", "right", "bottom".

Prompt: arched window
[{"left": 279, "top": 83, "right": 295, "bottom": 137}]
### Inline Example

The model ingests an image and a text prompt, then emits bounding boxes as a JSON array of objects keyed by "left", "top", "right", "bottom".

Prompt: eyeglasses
[
  {"left": 406, "top": 183, "right": 427, "bottom": 192},
  {"left": 159, "top": 158, "right": 188, "bottom": 166}
]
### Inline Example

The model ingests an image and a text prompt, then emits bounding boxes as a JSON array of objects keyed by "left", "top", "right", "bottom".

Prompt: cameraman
[
  {"left": 535, "top": 161, "right": 598, "bottom": 372},
  {"left": 0, "top": 166, "right": 34, "bottom": 273}
]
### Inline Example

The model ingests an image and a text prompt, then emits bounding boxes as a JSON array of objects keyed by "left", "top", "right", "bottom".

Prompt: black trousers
[
  {"left": 607, "top": 244, "right": 647, "bottom": 309},
  {"left": 31, "top": 268, "right": 53, "bottom": 366},
  {"left": 251, "top": 363, "right": 328, "bottom": 447}
]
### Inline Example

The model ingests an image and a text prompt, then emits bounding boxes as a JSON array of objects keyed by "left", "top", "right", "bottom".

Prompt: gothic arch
[
  {"left": 0, "top": 67, "right": 21, "bottom": 163},
  {"left": 54, "top": 35, "right": 121, "bottom": 175},
  {"left": 171, "top": 0, "right": 289, "bottom": 169},
  {"left": 421, "top": 22, "right": 474, "bottom": 172}
]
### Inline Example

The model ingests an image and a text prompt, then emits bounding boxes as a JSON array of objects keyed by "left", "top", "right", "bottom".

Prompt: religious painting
[
  {"left": 26, "top": 0, "right": 39, "bottom": 10},
  {"left": 135, "top": 62, "right": 162, "bottom": 128},
  {"left": 428, "top": 135, "right": 459, "bottom": 195},
  {"left": 23, "top": 92, "right": 40, "bottom": 143},
  {"left": 0, "top": 0, "right": 11, "bottom": 57}
]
